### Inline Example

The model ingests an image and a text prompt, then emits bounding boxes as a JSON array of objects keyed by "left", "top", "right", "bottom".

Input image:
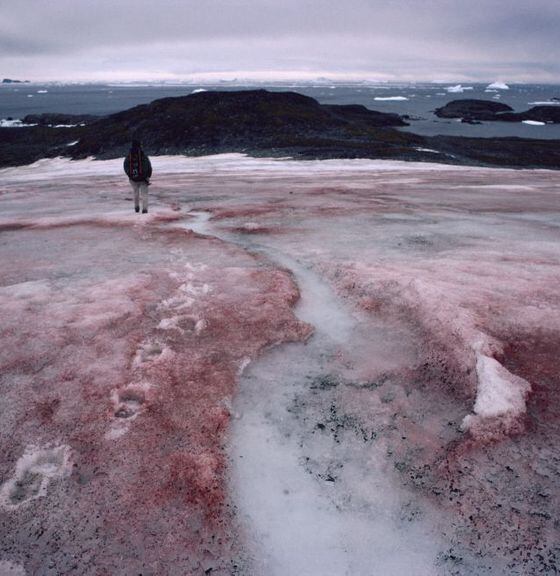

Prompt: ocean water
[{"left": 1, "top": 82, "right": 559, "bottom": 140}]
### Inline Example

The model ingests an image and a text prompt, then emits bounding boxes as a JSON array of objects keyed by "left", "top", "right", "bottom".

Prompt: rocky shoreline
[{"left": 1, "top": 90, "right": 559, "bottom": 170}]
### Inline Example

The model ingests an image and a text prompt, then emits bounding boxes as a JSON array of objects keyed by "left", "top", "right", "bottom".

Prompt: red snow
[
  {"left": 1, "top": 157, "right": 559, "bottom": 574},
  {"left": 0, "top": 215, "right": 309, "bottom": 574}
]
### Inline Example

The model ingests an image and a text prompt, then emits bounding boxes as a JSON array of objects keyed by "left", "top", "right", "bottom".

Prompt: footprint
[
  {"left": 157, "top": 315, "right": 205, "bottom": 334},
  {"left": 0, "top": 445, "right": 71, "bottom": 510},
  {"left": 106, "top": 385, "right": 152, "bottom": 440},
  {"left": 132, "top": 340, "right": 164, "bottom": 368},
  {"left": 112, "top": 389, "right": 145, "bottom": 420}
]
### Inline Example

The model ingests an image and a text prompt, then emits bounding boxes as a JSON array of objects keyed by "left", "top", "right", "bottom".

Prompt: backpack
[{"left": 128, "top": 150, "right": 145, "bottom": 182}]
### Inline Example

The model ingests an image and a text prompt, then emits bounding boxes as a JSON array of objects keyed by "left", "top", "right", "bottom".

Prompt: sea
[{"left": 1, "top": 82, "right": 560, "bottom": 140}]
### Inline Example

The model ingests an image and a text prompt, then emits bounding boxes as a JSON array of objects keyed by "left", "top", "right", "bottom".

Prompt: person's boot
[
  {"left": 135, "top": 207, "right": 140, "bottom": 213},
  {"left": 142, "top": 208, "right": 148, "bottom": 214}
]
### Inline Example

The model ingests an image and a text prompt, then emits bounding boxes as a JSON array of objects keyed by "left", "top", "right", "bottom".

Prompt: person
[{"left": 123, "top": 140, "right": 152, "bottom": 213}]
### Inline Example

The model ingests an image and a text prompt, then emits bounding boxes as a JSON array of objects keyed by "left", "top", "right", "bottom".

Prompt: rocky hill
[{"left": 68, "top": 89, "right": 410, "bottom": 159}]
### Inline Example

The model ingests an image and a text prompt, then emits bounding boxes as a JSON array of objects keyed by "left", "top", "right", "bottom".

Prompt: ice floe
[
  {"left": 522, "top": 120, "right": 546, "bottom": 126},
  {"left": 374, "top": 96, "right": 409, "bottom": 101}
]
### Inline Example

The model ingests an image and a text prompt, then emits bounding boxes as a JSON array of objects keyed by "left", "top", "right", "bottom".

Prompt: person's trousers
[{"left": 129, "top": 180, "right": 148, "bottom": 212}]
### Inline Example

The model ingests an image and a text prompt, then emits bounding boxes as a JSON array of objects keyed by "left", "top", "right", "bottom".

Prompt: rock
[
  {"left": 435, "top": 99, "right": 513, "bottom": 121},
  {"left": 498, "top": 106, "right": 560, "bottom": 124},
  {"left": 436, "top": 99, "right": 560, "bottom": 124}
]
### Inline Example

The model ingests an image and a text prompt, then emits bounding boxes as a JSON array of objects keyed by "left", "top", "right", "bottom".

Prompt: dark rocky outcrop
[
  {"left": 68, "top": 90, "right": 409, "bottom": 159},
  {"left": 429, "top": 135, "right": 560, "bottom": 169},
  {"left": 497, "top": 106, "right": 560, "bottom": 124},
  {"left": 435, "top": 99, "right": 513, "bottom": 121},
  {"left": 1, "top": 90, "right": 559, "bottom": 170},
  {"left": 436, "top": 99, "right": 560, "bottom": 124}
]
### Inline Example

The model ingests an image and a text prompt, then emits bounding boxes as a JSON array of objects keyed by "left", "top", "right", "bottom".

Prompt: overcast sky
[{"left": 1, "top": 0, "right": 559, "bottom": 83}]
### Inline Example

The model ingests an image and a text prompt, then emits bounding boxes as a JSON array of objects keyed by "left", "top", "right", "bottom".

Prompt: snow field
[{"left": 1, "top": 154, "right": 559, "bottom": 574}]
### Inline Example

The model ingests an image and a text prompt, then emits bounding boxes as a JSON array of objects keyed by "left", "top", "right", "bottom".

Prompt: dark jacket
[{"left": 124, "top": 147, "right": 152, "bottom": 182}]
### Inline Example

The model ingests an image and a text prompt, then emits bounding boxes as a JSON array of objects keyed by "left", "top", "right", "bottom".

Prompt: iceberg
[
  {"left": 446, "top": 84, "right": 473, "bottom": 93},
  {"left": 486, "top": 81, "right": 509, "bottom": 90}
]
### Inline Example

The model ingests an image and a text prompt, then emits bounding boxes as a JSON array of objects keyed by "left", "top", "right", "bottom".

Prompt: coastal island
[{"left": 435, "top": 98, "right": 560, "bottom": 124}]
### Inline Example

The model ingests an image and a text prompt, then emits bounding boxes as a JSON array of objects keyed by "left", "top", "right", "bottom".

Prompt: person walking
[{"left": 124, "top": 140, "right": 152, "bottom": 213}]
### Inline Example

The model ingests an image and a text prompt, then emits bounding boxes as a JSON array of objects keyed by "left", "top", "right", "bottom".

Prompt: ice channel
[{"left": 186, "top": 211, "right": 446, "bottom": 576}]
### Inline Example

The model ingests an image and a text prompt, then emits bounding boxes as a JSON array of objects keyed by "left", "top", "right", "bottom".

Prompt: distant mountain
[{"left": 2, "top": 78, "right": 30, "bottom": 84}]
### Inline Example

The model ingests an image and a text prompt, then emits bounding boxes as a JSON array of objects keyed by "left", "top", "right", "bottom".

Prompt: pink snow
[{"left": 0, "top": 154, "right": 559, "bottom": 574}]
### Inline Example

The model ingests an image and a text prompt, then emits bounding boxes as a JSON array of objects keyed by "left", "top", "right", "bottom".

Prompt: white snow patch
[
  {"left": 522, "top": 120, "right": 546, "bottom": 126},
  {"left": 0, "top": 154, "right": 467, "bottom": 189},
  {"left": 0, "top": 279, "right": 51, "bottom": 299},
  {"left": 159, "top": 294, "right": 195, "bottom": 310},
  {"left": 242, "top": 222, "right": 263, "bottom": 230},
  {"left": 462, "top": 354, "right": 531, "bottom": 430},
  {"left": 0, "top": 560, "right": 26, "bottom": 576},
  {"left": 36, "top": 89, "right": 48, "bottom": 94},
  {"left": 129, "top": 380, "right": 154, "bottom": 393},
  {"left": 486, "top": 82, "right": 509, "bottom": 90},
  {"left": 374, "top": 96, "right": 409, "bottom": 101},
  {"left": 104, "top": 426, "right": 129, "bottom": 440},
  {"left": 415, "top": 147, "right": 441, "bottom": 154},
  {"left": 157, "top": 316, "right": 182, "bottom": 330},
  {"left": 191, "top": 88, "right": 207, "bottom": 94},
  {"left": 237, "top": 356, "right": 252, "bottom": 376},
  {"left": 180, "top": 281, "right": 211, "bottom": 296},
  {"left": 66, "top": 140, "right": 79, "bottom": 146},
  {"left": 195, "top": 318, "right": 207, "bottom": 334},
  {"left": 528, "top": 101, "right": 560, "bottom": 106},
  {"left": 0, "top": 445, "right": 72, "bottom": 510}
]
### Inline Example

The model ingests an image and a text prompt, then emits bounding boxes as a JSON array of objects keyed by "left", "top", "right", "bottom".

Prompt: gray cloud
[{"left": 0, "top": 0, "right": 559, "bottom": 81}]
